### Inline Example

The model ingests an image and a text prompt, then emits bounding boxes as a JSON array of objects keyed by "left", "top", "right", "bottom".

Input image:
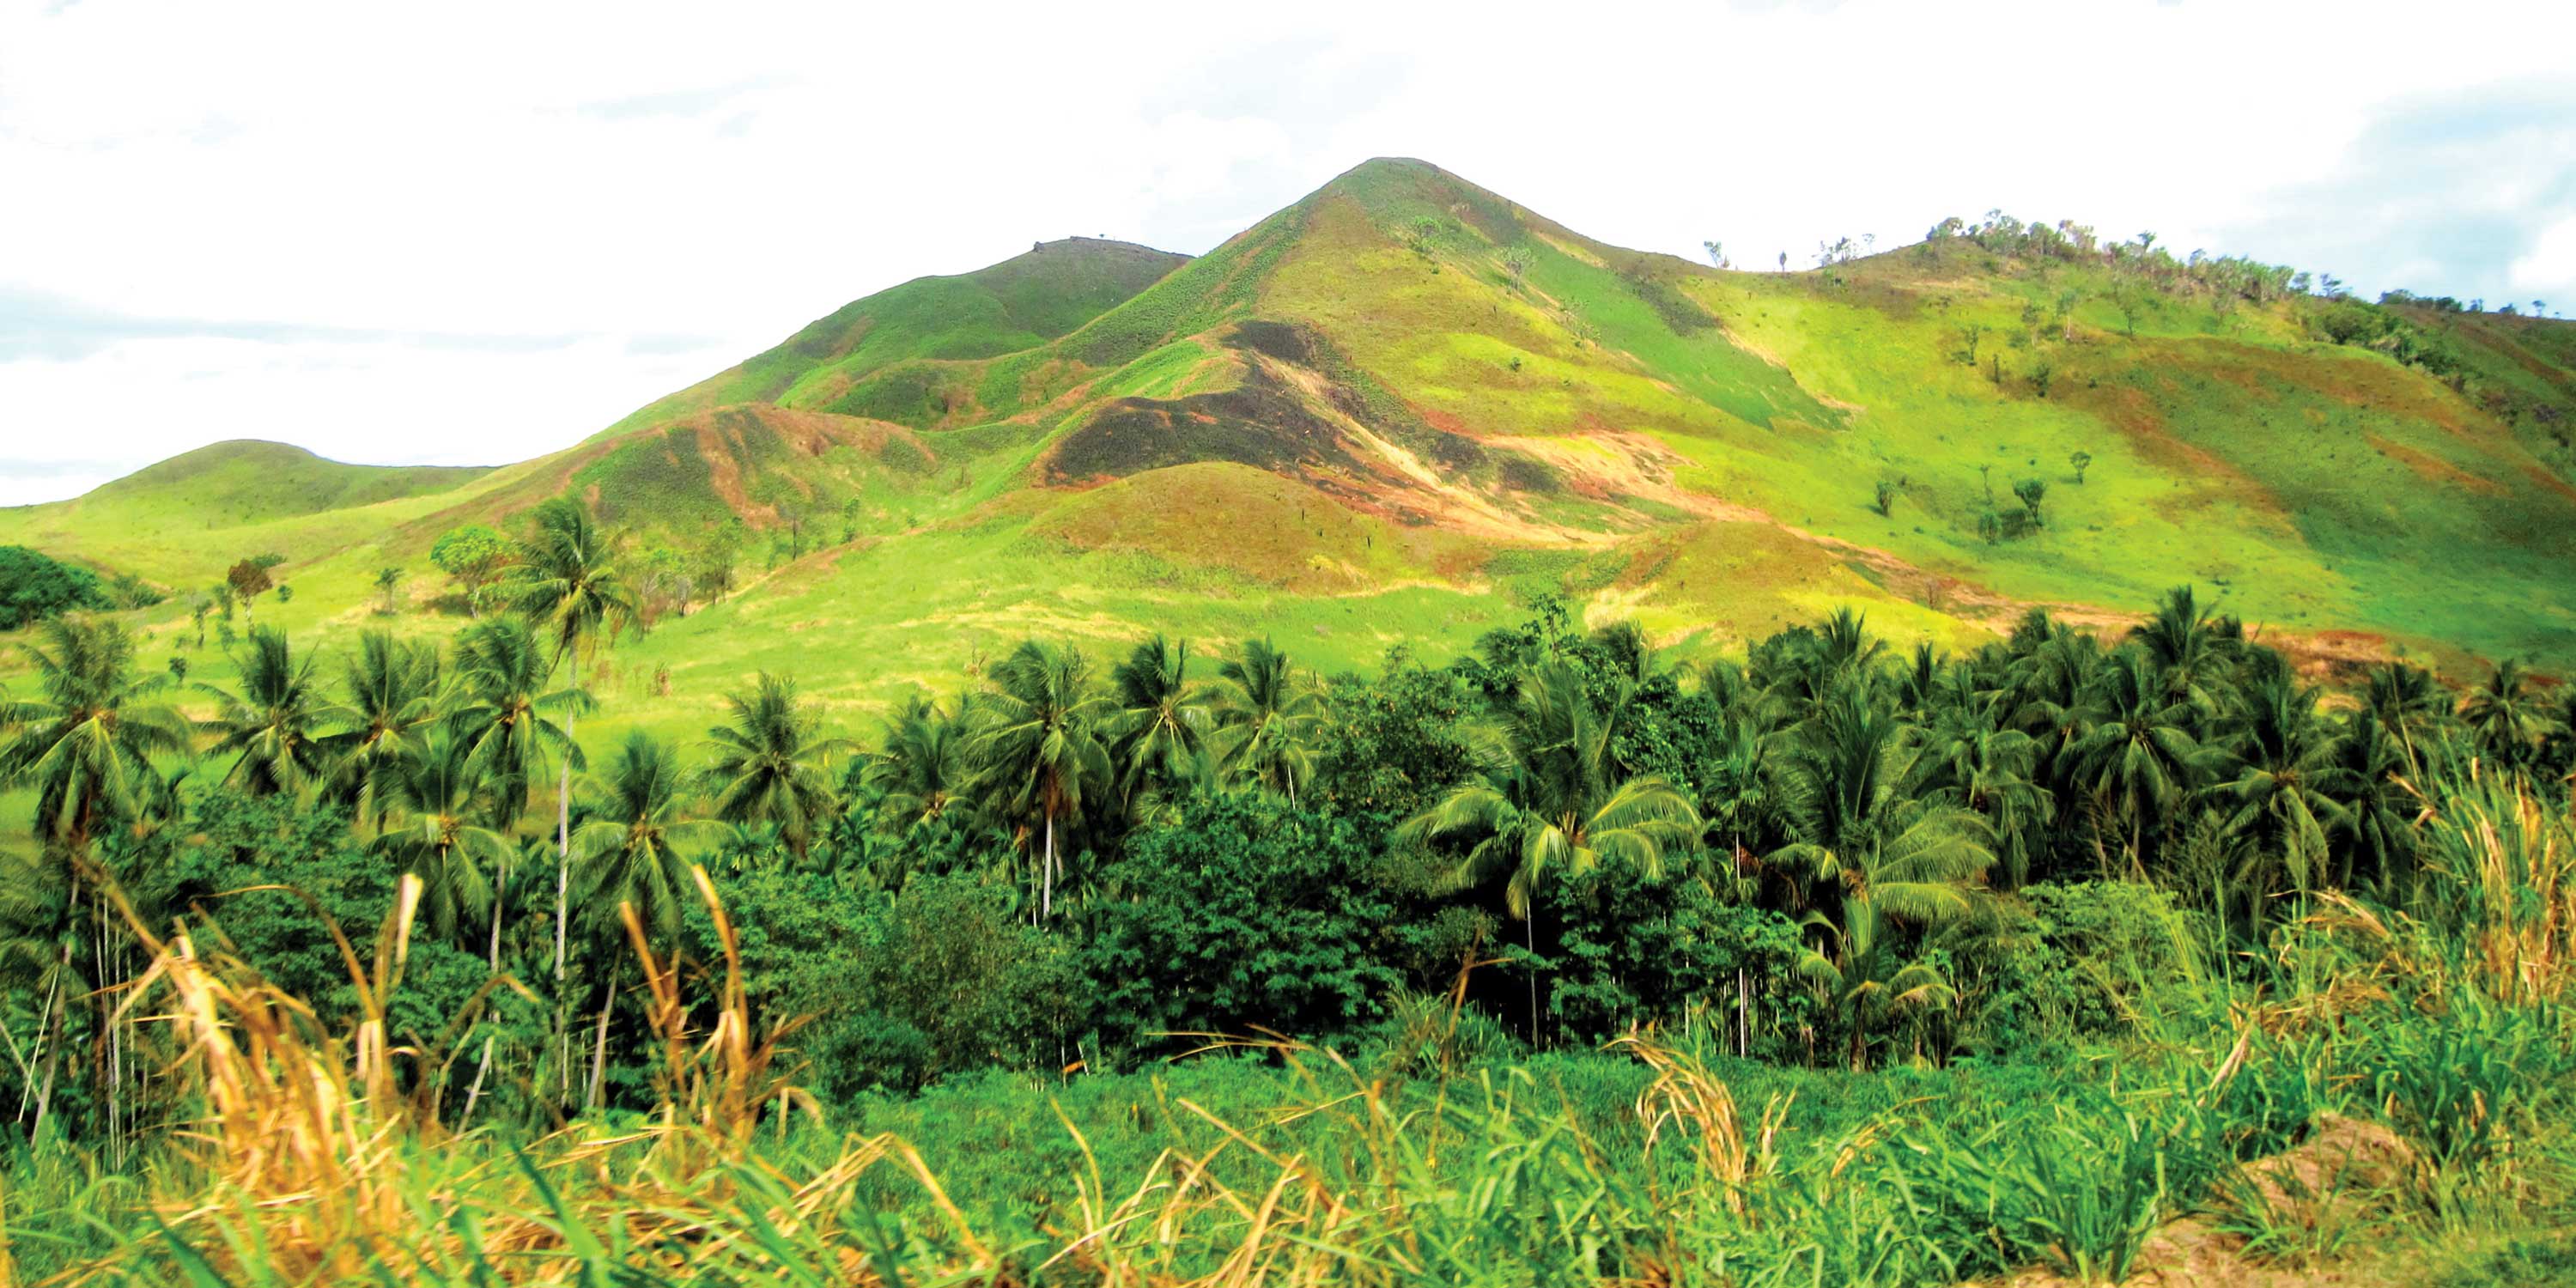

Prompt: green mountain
[
  {"left": 83, "top": 440, "right": 490, "bottom": 519},
  {"left": 6, "top": 157, "right": 2573, "bottom": 744},
  {"left": 592, "top": 236, "right": 1192, "bottom": 441}
]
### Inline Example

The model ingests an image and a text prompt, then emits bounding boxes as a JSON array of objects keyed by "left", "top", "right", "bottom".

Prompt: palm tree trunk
[
  {"left": 553, "top": 705, "right": 576, "bottom": 1104},
  {"left": 462, "top": 1033, "right": 495, "bottom": 1121},
  {"left": 4, "top": 989, "right": 40, "bottom": 1122},
  {"left": 1042, "top": 811, "right": 1055, "bottom": 920},
  {"left": 556, "top": 708, "right": 574, "bottom": 981},
  {"left": 33, "top": 861, "right": 82, "bottom": 1139},
  {"left": 488, "top": 890, "right": 504, "bottom": 971},
  {"left": 32, "top": 992, "right": 62, "bottom": 1139},
  {"left": 1526, "top": 914, "right": 1539, "bottom": 1048},
  {"left": 1737, "top": 969, "right": 1749, "bottom": 1059},
  {"left": 586, "top": 967, "right": 616, "bottom": 1111}
]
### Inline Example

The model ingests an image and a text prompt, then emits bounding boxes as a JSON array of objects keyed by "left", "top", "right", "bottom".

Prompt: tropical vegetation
[{"left": 0, "top": 490, "right": 2570, "bottom": 1281}]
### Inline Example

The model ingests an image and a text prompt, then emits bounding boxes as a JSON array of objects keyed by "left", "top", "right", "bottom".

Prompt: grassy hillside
[
  {"left": 83, "top": 440, "right": 489, "bottom": 519},
  {"left": 592, "top": 237, "right": 1189, "bottom": 441},
  {"left": 0, "top": 440, "right": 490, "bottom": 587},
  {"left": 6, "top": 156, "right": 2573, "bottom": 774}
]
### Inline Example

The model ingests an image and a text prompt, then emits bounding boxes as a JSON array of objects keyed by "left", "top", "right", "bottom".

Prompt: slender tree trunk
[
  {"left": 100, "top": 889, "right": 119, "bottom": 1165},
  {"left": 33, "top": 860, "right": 82, "bottom": 1140},
  {"left": 556, "top": 708, "right": 574, "bottom": 981},
  {"left": 31, "top": 990, "right": 62, "bottom": 1140},
  {"left": 1042, "top": 812, "right": 1055, "bottom": 920},
  {"left": 554, "top": 705, "right": 576, "bottom": 1105},
  {"left": 488, "top": 891, "right": 504, "bottom": 971},
  {"left": 4, "top": 988, "right": 39, "bottom": 1122},
  {"left": 462, "top": 1033, "right": 495, "bottom": 1122},
  {"left": 1737, "top": 968, "right": 1749, "bottom": 1058},
  {"left": 1526, "top": 914, "right": 1540, "bottom": 1048},
  {"left": 586, "top": 967, "right": 615, "bottom": 1111}
]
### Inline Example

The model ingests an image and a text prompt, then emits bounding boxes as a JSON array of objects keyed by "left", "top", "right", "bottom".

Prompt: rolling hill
[{"left": 4, "top": 156, "right": 2573, "bottom": 751}]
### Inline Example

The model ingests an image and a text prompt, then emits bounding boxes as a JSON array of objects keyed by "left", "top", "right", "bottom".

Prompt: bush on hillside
[{"left": 0, "top": 544, "right": 110, "bottom": 629}]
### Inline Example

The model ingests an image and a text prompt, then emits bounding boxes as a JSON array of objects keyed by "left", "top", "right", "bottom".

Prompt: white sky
[{"left": 4, "top": 0, "right": 2573, "bottom": 505}]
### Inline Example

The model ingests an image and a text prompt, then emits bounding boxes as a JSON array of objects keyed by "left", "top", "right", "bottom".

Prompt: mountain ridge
[{"left": 5, "top": 156, "right": 2573, "bottom": 735}]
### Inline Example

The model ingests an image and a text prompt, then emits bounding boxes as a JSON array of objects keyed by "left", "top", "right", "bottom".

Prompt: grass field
[{"left": 9, "top": 793, "right": 2571, "bottom": 1287}]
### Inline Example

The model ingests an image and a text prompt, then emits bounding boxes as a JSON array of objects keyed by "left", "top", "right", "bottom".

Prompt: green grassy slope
[
  {"left": 591, "top": 238, "right": 1188, "bottom": 442},
  {"left": 750, "top": 157, "right": 2576, "bottom": 665},
  {"left": 0, "top": 440, "right": 491, "bottom": 586},
  {"left": 84, "top": 440, "right": 490, "bottom": 519},
  {"left": 7, "top": 156, "right": 2574, "bottom": 787}
]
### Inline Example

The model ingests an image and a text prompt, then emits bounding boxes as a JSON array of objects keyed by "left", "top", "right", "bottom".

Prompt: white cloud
[
  {"left": 3, "top": 0, "right": 2573, "bottom": 504},
  {"left": 2509, "top": 218, "right": 2576, "bottom": 307}
]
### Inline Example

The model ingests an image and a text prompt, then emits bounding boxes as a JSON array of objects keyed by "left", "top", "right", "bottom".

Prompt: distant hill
[
  {"left": 6, "top": 158, "right": 2573, "bottom": 740},
  {"left": 79, "top": 440, "right": 489, "bottom": 524}
]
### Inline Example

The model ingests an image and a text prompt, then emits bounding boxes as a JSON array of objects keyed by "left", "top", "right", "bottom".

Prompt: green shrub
[
  {"left": 0, "top": 544, "right": 108, "bottom": 629},
  {"left": 1084, "top": 795, "right": 1402, "bottom": 1060},
  {"left": 1543, "top": 864, "right": 1807, "bottom": 1053}
]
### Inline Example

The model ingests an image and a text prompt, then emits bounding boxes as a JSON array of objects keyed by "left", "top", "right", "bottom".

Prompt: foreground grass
[{"left": 3, "top": 868, "right": 2568, "bottom": 1287}]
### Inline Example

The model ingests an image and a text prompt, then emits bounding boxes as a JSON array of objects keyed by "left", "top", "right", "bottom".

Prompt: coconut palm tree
[
  {"left": 571, "top": 731, "right": 718, "bottom": 947},
  {"left": 1588, "top": 619, "right": 1662, "bottom": 689},
  {"left": 2005, "top": 617, "right": 2104, "bottom": 762},
  {"left": 1795, "top": 886, "right": 1963, "bottom": 1072},
  {"left": 2129, "top": 585, "right": 2234, "bottom": 715},
  {"left": 1766, "top": 682, "right": 1996, "bottom": 1070},
  {"left": 1212, "top": 637, "right": 1323, "bottom": 805},
  {"left": 1771, "top": 682, "right": 1995, "bottom": 900},
  {"left": 497, "top": 502, "right": 637, "bottom": 981},
  {"left": 2460, "top": 659, "right": 2547, "bottom": 768},
  {"left": 1109, "top": 635, "right": 1208, "bottom": 811},
  {"left": 1910, "top": 681, "right": 2053, "bottom": 888},
  {"left": 1404, "top": 660, "right": 1701, "bottom": 914},
  {"left": 196, "top": 625, "right": 337, "bottom": 798},
  {"left": 2202, "top": 657, "right": 2350, "bottom": 925},
  {"left": 1893, "top": 641, "right": 1943, "bottom": 718},
  {"left": 699, "top": 672, "right": 849, "bottom": 864},
  {"left": 374, "top": 737, "right": 512, "bottom": 966},
  {"left": 0, "top": 617, "right": 192, "bottom": 855},
  {"left": 1398, "top": 659, "right": 1699, "bottom": 1041},
  {"left": 1696, "top": 656, "right": 1780, "bottom": 733},
  {"left": 868, "top": 694, "right": 976, "bottom": 830},
  {"left": 502, "top": 503, "right": 639, "bottom": 673},
  {"left": 0, "top": 618, "right": 193, "bottom": 1140},
  {"left": 2543, "top": 688, "right": 2576, "bottom": 789},
  {"left": 2331, "top": 708, "right": 2419, "bottom": 895},
  {"left": 2067, "top": 647, "right": 2206, "bottom": 873},
  {"left": 1698, "top": 717, "right": 1786, "bottom": 896},
  {"left": 569, "top": 730, "right": 719, "bottom": 1109},
  {"left": 972, "top": 641, "right": 1110, "bottom": 919},
  {"left": 448, "top": 617, "right": 589, "bottom": 831},
  {"left": 1816, "top": 608, "right": 1887, "bottom": 682},
  {"left": 1761, "top": 609, "right": 1887, "bottom": 714},
  {"left": 325, "top": 630, "right": 447, "bottom": 829},
  {"left": 2363, "top": 661, "right": 2445, "bottom": 740},
  {"left": 0, "top": 845, "right": 88, "bottom": 1134}
]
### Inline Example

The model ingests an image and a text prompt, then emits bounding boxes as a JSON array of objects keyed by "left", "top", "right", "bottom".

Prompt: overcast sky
[{"left": 4, "top": 0, "right": 2573, "bottom": 506}]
